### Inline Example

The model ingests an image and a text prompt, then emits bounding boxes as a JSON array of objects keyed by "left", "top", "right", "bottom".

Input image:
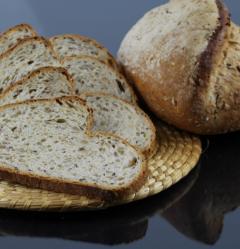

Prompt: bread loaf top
[{"left": 118, "top": 0, "right": 232, "bottom": 134}]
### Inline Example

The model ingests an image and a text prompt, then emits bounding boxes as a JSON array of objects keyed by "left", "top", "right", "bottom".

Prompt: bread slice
[
  {"left": 0, "top": 37, "right": 61, "bottom": 94},
  {"left": 0, "top": 67, "right": 74, "bottom": 106},
  {"left": 0, "top": 24, "right": 37, "bottom": 56},
  {"left": 49, "top": 34, "right": 118, "bottom": 69},
  {"left": 0, "top": 97, "right": 146, "bottom": 200},
  {"left": 81, "top": 93, "right": 157, "bottom": 157},
  {"left": 63, "top": 56, "right": 136, "bottom": 103}
]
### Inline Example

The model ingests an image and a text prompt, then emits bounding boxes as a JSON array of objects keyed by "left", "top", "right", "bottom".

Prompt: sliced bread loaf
[
  {"left": 0, "top": 37, "right": 61, "bottom": 94},
  {"left": 0, "top": 24, "right": 37, "bottom": 56},
  {"left": 63, "top": 56, "right": 136, "bottom": 103},
  {"left": 0, "top": 67, "right": 74, "bottom": 106},
  {"left": 49, "top": 34, "right": 118, "bottom": 69},
  {"left": 81, "top": 93, "right": 157, "bottom": 157},
  {"left": 0, "top": 97, "right": 146, "bottom": 200}
]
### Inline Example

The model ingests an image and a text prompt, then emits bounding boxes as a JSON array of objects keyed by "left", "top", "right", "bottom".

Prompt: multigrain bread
[
  {"left": 81, "top": 93, "right": 157, "bottom": 157},
  {"left": 0, "top": 97, "right": 146, "bottom": 200},
  {"left": 63, "top": 56, "right": 136, "bottom": 103},
  {"left": 0, "top": 37, "right": 61, "bottom": 95},
  {"left": 0, "top": 70, "right": 156, "bottom": 157},
  {"left": 118, "top": 0, "right": 240, "bottom": 135},
  {"left": 0, "top": 67, "right": 74, "bottom": 106},
  {"left": 49, "top": 34, "right": 118, "bottom": 69},
  {"left": 0, "top": 24, "right": 37, "bottom": 56}
]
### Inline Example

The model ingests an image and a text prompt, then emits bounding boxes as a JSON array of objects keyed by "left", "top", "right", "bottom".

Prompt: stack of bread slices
[{"left": 0, "top": 24, "right": 157, "bottom": 201}]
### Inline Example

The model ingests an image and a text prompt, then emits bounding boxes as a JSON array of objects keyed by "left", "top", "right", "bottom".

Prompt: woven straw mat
[{"left": 0, "top": 122, "right": 202, "bottom": 211}]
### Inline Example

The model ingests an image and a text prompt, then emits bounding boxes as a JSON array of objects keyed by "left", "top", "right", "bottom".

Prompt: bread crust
[
  {"left": 0, "top": 23, "right": 37, "bottom": 37},
  {"left": 80, "top": 92, "right": 158, "bottom": 158},
  {"left": 50, "top": 34, "right": 119, "bottom": 70},
  {"left": 0, "top": 36, "right": 61, "bottom": 62},
  {"left": 0, "top": 24, "right": 38, "bottom": 55},
  {"left": 0, "top": 66, "right": 75, "bottom": 99},
  {"left": 191, "top": 0, "right": 231, "bottom": 134},
  {"left": 0, "top": 97, "right": 147, "bottom": 201},
  {"left": 118, "top": 0, "right": 239, "bottom": 135}
]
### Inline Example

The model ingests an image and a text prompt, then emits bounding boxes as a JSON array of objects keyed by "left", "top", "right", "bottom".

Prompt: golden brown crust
[
  {"left": 50, "top": 34, "right": 119, "bottom": 70},
  {"left": 0, "top": 23, "right": 37, "bottom": 37},
  {"left": 0, "top": 67, "right": 75, "bottom": 99},
  {"left": 0, "top": 97, "right": 147, "bottom": 201},
  {"left": 0, "top": 24, "right": 38, "bottom": 55},
  {"left": 0, "top": 36, "right": 61, "bottom": 62},
  {"left": 80, "top": 92, "right": 158, "bottom": 158},
  {"left": 118, "top": 0, "right": 238, "bottom": 135}
]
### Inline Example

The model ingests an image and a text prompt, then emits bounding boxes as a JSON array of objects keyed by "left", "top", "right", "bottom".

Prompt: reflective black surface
[{"left": 0, "top": 0, "right": 239, "bottom": 248}]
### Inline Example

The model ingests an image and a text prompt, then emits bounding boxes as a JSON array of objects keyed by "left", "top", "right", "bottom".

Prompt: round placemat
[{"left": 0, "top": 122, "right": 202, "bottom": 211}]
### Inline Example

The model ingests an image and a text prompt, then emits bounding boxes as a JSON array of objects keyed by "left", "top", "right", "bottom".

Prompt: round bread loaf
[{"left": 118, "top": 0, "right": 240, "bottom": 135}]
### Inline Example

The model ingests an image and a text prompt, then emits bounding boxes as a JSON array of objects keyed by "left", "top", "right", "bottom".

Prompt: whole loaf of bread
[{"left": 118, "top": 0, "right": 240, "bottom": 135}]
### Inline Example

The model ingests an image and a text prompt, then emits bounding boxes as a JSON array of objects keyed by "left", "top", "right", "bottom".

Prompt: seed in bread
[
  {"left": 0, "top": 97, "right": 146, "bottom": 200},
  {"left": 0, "top": 24, "right": 37, "bottom": 56},
  {"left": 50, "top": 34, "right": 118, "bottom": 69},
  {"left": 0, "top": 37, "right": 61, "bottom": 94},
  {"left": 63, "top": 56, "right": 136, "bottom": 103},
  {"left": 81, "top": 93, "right": 157, "bottom": 158},
  {"left": 0, "top": 67, "right": 74, "bottom": 106}
]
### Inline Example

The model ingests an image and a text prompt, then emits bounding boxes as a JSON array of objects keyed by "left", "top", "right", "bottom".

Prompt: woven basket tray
[{"left": 0, "top": 122, "right": 202, "bottom": 211}]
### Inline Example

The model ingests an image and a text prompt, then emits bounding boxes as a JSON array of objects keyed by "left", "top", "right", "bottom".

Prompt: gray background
[
  {"left": 0, "top": 1, "right": 239, "bottom": 248},
  {"left": 0, "top": 0, "right": 239, "bottom": 55}
]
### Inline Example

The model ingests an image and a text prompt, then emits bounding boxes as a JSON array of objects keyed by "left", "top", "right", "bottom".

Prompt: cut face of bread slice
[
  {"left": 0, "top": 97, "right": 146, "bottom": 200},
  {"left": 63, "top": 56, "right": 136, "bottom": 103},
  {"left": 49, "top": 34, "right": 117, "bottom": 69},
  {"left": 81, "top": 93, "right": 157, "bottom": 157},
  {"left": 0, "top": 67, "right": 74, "bottom": 106},
  {"left": 0, "top": 37, "right": 61, "bottom": 94},
  {"left": 0, "top": 24, "right": 37, "bottom": 56}
]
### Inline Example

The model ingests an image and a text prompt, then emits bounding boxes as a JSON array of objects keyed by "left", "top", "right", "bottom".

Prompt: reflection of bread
[
  {"left": 0, "top": 211, "right": 147, "bottom": 245},
  {"left": 162, "top": 132, "right": 240, "bottom": 245},
  {"left": 0, "top": 166, "right": 198, "bottom": 245},
  {"left": 118, "top": 0, "right": 240, "bottom": 134}
]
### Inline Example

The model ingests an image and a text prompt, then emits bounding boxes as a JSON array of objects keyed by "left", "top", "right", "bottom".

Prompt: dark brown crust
[
  {"left": 63, "top": 55, "right": 138, "bottom": 103},
  {"left": 0, "top": 162, "right": 147, "bottom": 201},
  {"left": 195, "top": 0, "right": 230, "bottom": 87},
  {"left": 191, "top": 0, "right": 230, "bottom": 132},
  {"left": 80, "top": 92, "right": 158, "bottom": 158},
  {"left": 0, "top": 67, "right": 75, "bottom": 99},
  {"left": 0, "top": 97, "right": 147, "bottom": 201}
]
